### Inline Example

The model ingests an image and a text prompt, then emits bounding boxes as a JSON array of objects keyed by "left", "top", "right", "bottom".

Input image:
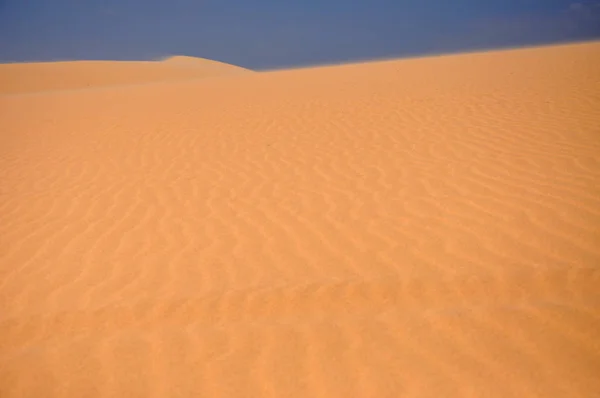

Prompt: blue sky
[{"left": 0, "top": 0, "right": 599, "bottom": 69}]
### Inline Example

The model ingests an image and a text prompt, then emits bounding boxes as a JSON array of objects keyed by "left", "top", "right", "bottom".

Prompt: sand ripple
[{"left": 1, "top": 41, "right": 599, "bottom": 397}]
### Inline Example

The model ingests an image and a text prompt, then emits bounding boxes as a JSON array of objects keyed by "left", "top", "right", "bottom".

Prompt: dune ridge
[
  {"left": 1, "top": 41, "right": 599, "bottom": 397},
  {"left": 0, "top": 57, "right": 251, "bottom": 95}
]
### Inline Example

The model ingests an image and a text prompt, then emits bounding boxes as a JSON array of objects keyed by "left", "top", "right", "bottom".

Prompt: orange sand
[
  {"left": 0, "top": 57, "right": 250, "bottom": 95},
  {"left": 1, "top": 41, "right": 599, "bottom": 398}
]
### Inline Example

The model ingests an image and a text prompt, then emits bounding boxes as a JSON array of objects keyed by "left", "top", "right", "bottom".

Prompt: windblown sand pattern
[
  {"left": 0, "top": 57, "right": 250, "bottom": 95},
  {"left": 1, "top": 41, "right": 599, "bottom": 397}
]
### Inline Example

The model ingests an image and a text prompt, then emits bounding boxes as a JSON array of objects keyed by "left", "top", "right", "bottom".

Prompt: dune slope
[
  {"left": 0, "top": 57, "right": 250, "bottom": 95},
  {"left": 1, "top": 41, "right": 600, "bottom": 397}
]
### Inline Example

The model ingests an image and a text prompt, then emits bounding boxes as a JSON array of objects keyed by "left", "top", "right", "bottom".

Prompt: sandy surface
[
  {"left": 0, "top": 57, "right": 250, "bottom": 95},
  {"left": 1, "top": 41, "right": 599, "bottom": 397}
]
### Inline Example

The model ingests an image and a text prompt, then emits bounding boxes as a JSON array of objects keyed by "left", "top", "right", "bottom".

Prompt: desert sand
[
  {"left": 1, "top": 41, "right": 599, "bottom": 397},
  {"left": 0, "top": 57, "right": 250, "bottom": 95}
]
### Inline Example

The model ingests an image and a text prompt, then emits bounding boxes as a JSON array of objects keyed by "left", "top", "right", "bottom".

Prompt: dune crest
[
  {"left": 160, "top": 55, "right": 241, "bottom": 66},
  {"left": 0, "top": 58, "right": 251, "bottom": 95},
  {"left": 1, "top": 41, "right": 599, "bottom": 397}
]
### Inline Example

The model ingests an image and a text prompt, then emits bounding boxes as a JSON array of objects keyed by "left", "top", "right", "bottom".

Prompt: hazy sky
[{"left": 0, "top": 0, "right": 599, "bottom": 69}]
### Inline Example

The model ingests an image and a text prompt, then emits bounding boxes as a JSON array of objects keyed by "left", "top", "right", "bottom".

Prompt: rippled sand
[{"left": 1, "top": 41, "right": 599, "bottom": 398}]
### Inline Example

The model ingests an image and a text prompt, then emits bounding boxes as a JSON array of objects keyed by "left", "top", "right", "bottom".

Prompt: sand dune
[
  {"left": 1, "top": 41, "right": 599, "bottom": 397},
  {"left": 0, "top": 57, "right": 250, "bottom": 95}
]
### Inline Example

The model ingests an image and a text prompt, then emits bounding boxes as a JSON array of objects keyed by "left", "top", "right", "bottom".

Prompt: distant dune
[
  {"left": 0, "top": 57, "right": 251, "bottom": 95},
  {"left": 1, "top": 41, "right": 599, "bottom": 398}
]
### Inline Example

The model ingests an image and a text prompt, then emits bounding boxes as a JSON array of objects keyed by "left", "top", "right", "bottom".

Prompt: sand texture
[
  {"left": 0, "top": 57, "right": 251, "bottom": 95},
  {"left": 1, "top": 41, "right": 600, "bottom": 397}
]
